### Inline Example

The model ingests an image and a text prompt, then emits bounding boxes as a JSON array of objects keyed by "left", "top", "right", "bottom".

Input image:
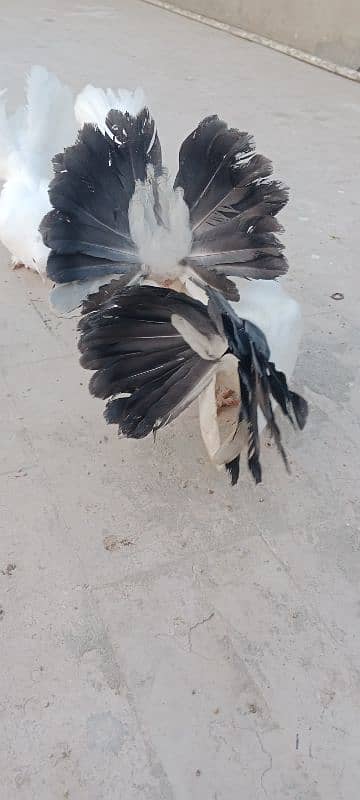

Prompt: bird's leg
[{"left": 216, "top": 386, "right": 240, "bottom": 413}]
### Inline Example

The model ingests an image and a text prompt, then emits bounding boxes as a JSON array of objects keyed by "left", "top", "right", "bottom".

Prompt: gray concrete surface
[
  {"left": 1, "top": 1, "right": 360, "bottom": 798},
  {"left": 156, "top": 0, "right": 360, "bottom": 70}
]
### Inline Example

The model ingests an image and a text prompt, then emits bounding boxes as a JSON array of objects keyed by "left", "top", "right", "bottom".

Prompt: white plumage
[
  {"left": 74, "top": 85, "right": 146, "bottom": 131},
  {"left": 198, "top": 279, "right": 303, "bottom": 467},
  {"left": 0, "top": 71, "right": 146, "bottom": 274},
  {"left": 0, "top": 67, "right": 76, "bottom": 273},
  {"left": 231, "top": 279, "right": 302, "bottom": 377},
  {"left": 128, "top": 169, "right": 192, "bottom": 278}
]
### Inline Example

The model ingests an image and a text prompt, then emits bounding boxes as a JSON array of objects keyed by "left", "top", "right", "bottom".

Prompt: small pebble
[
  {"left": 1, "top": 563, "right": 16, "bottom": 576},
  {"left": 103, "top": 535, "right": 134, "bottom": 551}
]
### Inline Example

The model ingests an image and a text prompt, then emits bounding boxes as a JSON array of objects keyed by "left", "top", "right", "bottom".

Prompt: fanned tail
[
  {"left": 77, "top": 283, "right": 308, "bottom": 485},
  {"left": 40, "top": 104, "right": 162, "bottom": 313},
  {"left": 78, "top": 284, "right": 223, "bottom": 438},
  {"left": 43, "top": 110, "right": 291, "bottom": 314},
  {"left": 175, "top": 115, "right": 289, "bottom": 286}
]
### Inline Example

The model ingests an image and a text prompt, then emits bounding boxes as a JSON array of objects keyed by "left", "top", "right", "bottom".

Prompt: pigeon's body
[
  {"left": 0, "top": 67, "right": 76, "bottom": 272},
  {"left": 41, "top": 98, "right": 308, "bottom": 485}
]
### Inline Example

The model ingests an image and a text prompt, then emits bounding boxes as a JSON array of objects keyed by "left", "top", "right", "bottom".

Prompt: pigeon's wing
[
  {"left": 40, "top": 105, "right": 162, "bottom": 312},
  {"left": 174, "top": 115, "right": 288, "bottom": 282},
  {"left": 78, "top": 283, "right": 227, "bottom": 439}
]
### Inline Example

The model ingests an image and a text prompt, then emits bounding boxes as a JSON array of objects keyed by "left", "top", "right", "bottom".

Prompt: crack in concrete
[
  {"left": 188, "top": 611, "right": 215, "bottom": 652},
  {"left": 254, "top": 729, "right": 273, "bottom": 797},
  {"left": 28, "top": 297, "right": 56, "bottom": 336}
]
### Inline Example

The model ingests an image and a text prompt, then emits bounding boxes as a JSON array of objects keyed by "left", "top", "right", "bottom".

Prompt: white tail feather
[
  {"left": 0, "top": 89, "right": 27, "bottom": 180},
  {"left": 74, "top": 85, "right": 146, "bottom": 131},
  {"left": 0, "top": 66, "right": 75, "bottom": 181},
  {"left": 0, "top": 89, "right": 13, "bottom": 180},
  {"left": 20, "top": 66, "right": 75, "bottom": 177},
  {"left": 128, "top": 168, "right": 192, "bottom": 278}
]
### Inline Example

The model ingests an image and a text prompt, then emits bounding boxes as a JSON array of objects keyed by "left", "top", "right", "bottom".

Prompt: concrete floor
[{"left": 1, "top": 1, "right": 360, "bottom": 798}]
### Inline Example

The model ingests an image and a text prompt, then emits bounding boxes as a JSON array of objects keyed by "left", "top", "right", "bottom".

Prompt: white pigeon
[
  {"left": 40, "top": 105, "right": 308, "bottom": 484},
  {"left": 0, "top": 66, "right": 76, "bottom": 273}
]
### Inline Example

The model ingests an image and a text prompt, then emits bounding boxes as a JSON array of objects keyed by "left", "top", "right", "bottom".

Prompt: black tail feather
[
  {"left": 77, "top": 284, "right": 308, "bottom": 486},
  {"left": 267, "top": 363, "right": 308, "bottom": 430},
  {"left": 225, "top": 455, "right": 240, "bottom": 486},
  {"left": 81, "top": 272, "right": 140, "bottom": 314},
  {"left": 289, "top": 391, "right": 308, "bottom": 430},
  {"left": 78, "top": 285, "right": 220, "bottom": 438},
  {"left": 190, "top": 266, "right": 240, "bottom": 301},
  {"left": 236, "top": 365, "right": 262, "bottom": 484},
  {"left": 176, "top": 116, "right": 289, "bottom": 281},
  {"left": 214, "top": 297, "right": 309, "bottom": 484},
  {"left": 42, "top": 108, "right": 161, "bottom": 286}
]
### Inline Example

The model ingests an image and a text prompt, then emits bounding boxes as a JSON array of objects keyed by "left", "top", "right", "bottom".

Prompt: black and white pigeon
[
  {"left": 78, "top": 282, "right": 307, "bottom": 485},
  {"left": 41, "top": 101, "right": 308, "bottom": 484}
]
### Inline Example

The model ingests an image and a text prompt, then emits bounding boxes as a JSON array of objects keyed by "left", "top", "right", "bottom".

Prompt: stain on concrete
[{"left": 86, "top": 712, "right": 128, "bottom": 754}]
